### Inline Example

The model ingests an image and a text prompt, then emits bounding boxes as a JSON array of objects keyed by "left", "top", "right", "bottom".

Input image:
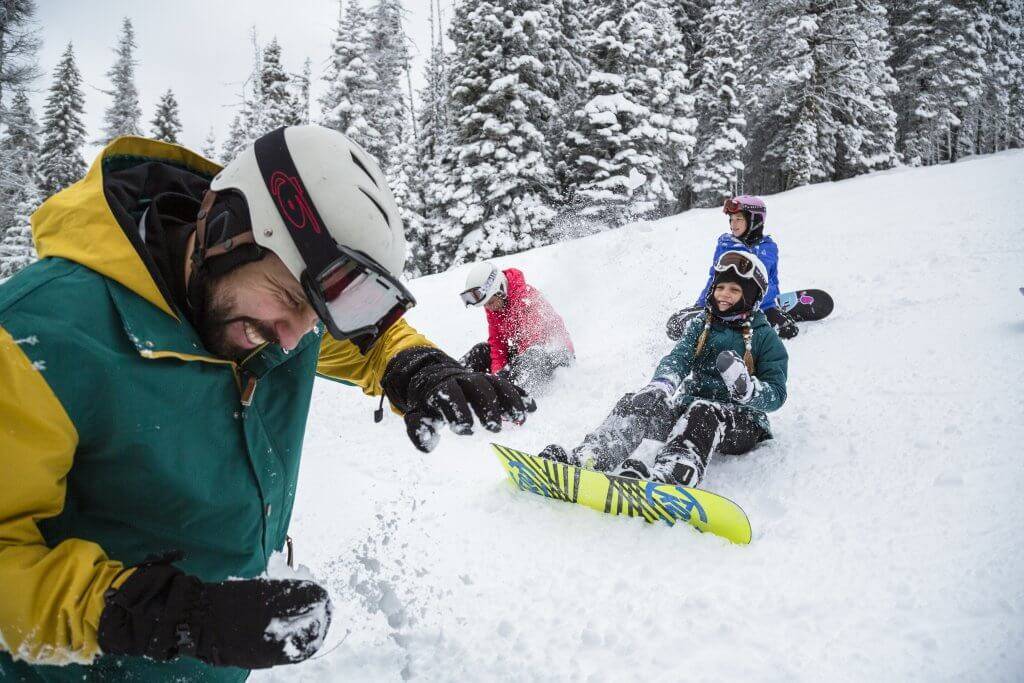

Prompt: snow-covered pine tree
[
  {"left": 296, "top": 57, "right": 312, "bottom": 125},
  {"left": 319, "top": 0, "right": 381, "bottom": 146},
  {"left": 390, "top": 126, "right": 429, "bottom": 277},
  {"left": 2, "top": 89, "right": 39, "bottom": 179},
  {"left": 38, "top": 43, "right": 87, "bottom": 197},
  {"left": 99, "top": 17, "right": 142, "bottom": 143},
  {"left": 1006, "top": 0, "right": 1024, "bottom": 148},
  {"left": 260, "top": 38, "right": 301, "bottom": 130},
  {"left": 963, "top": 0, "right": 1023, "bottom": 155},
  {"left": 201, "top": 127, "right": 217, "bottom": 160},
  {"left": 0, "top": 89, "right": 39, "bottom": 229},
  {"left": 646, "top": 0, "right": 698, "bottom": 208},
  {"left": 366, "top": 0, "right": 412, "bottom": 173},
  {"left": 561, "top": 0, "right": 695, "bottom": 222},
  {"left": 406, "top": 0, "right": 455, "bottom": 275},
  {"left": 150, "top": 88, "right": 182, "bottom": 143},
  {"left": 0, "top": 0, "right": 42, "bottom": 122},
  {"left": 891, "top": 0, "right": 988, "bottom": 165},
  {"left": 446, "top": 0, "right": 561, "bottom": 263},
  {"left": 549, "top": 0, "right": 591, "bottom": 200},
  {"left": 688, "top": 0, "right": 749, "bottom": 207},
  {"left": 744, "top": 0, "right": 900, "bottom": 192},
  {"left": 0, "top": 178, "right": 40, "bottom": 281},
  {"left": 222, "top": 32, "right": 266, "bottom": 163},
  {"left": 674, "top": 0, "right": 710, "bottom": 61}
]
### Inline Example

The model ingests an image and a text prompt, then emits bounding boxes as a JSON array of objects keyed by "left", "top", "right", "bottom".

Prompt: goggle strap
[{"left": 253, "top": 127, "right": 339, "bottom": 276}]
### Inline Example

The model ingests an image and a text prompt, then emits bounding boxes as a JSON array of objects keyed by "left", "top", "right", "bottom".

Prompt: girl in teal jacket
[{"left": 541, "top": 251, "right": 788, "bottom": 488}]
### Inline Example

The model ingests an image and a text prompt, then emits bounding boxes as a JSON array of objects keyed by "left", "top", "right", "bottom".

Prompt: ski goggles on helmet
[
  {"left": 301, "top": 244, "right": 415, "bottom": 342},
  {"left": 723, "top": 197, "right": 749, "bottom": 214},
  {"left": 460, "top": 286, "right": 489, "bottom": 306},
  {"left": 459, "top": 267, "right": 503, "bottom": 306},
  {"left": 714, "top": 251, "right": 768, "bottom": 293},
  {"left": 253, "top": 127, "right": 416, "bottom": 349}
]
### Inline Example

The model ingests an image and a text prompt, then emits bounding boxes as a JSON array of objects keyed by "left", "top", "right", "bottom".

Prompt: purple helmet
[{"left": 723, "top": 195, "right": 767, "bottom": 244}]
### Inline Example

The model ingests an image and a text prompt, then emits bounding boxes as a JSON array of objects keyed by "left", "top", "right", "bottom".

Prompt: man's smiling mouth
[{"left": 243, "top": 320, "right": 268, "bottom": 346}]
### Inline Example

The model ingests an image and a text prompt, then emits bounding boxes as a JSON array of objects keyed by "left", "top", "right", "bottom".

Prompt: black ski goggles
[
  {"left": 254, "top": 127, "right": 416, "bottom": 349},
  {"left": 301, "top": 244, "right": 416, "bottom": 343},
  {"left": 714, "top": 251, "right": 768, "bottom": 293}
]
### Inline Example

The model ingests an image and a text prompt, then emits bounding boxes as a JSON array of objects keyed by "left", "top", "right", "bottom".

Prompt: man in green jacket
[
  {"left": 0, "top": 126, "right": 533, "bottom": 681},
  {"left": 541, "top": 251, "right": 788, "bottom": 488}
]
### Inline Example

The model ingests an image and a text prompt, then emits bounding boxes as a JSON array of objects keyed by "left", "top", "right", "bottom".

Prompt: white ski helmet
[
  {"left": 460, "top": 262, "right": 507, "bottom": 307},
  {"left": 203, "top": 125, "right": 414, "bottom": 347},
  {"left": 711, "top": 250, "right": 770, "bottom": 310}
]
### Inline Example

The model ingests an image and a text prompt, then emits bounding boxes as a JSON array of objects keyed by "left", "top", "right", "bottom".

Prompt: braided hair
[{"left": 693, "top": 316, "right": 756, "bottom": 375}]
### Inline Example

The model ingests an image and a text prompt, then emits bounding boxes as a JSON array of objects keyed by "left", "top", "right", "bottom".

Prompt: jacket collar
[
  {"left": 32, "top": 136, "right": 221, "bottom": 320},
  {"left": 105, "top": 275, "right": 321, "bottom": 372}
]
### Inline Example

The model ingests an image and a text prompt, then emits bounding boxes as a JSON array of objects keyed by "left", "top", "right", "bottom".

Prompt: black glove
[
  {"left": 382, "top": 347, "right": 537, "bottom": 453},
  {"left": 666, "top": 306, "right": 703, "bottom": 340},
  {"left": 98, "top": 553, "right": 332, "bottom": 670},
  {"left": 766, "top": 307, "right": 799, "bottom": 339}
]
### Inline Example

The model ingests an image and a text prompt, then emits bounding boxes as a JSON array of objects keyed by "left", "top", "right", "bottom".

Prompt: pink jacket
[{"left": 485, "top": 268, "right": 574, "bottom": 373}]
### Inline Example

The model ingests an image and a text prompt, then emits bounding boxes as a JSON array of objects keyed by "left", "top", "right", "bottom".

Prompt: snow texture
[{"left": 251, "top": 152, "right": 1024, "bottom": 681}]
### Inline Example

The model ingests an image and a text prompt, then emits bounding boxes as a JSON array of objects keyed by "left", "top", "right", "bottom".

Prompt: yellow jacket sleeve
[
  {"left": 315, "top": 318, "right": 435, "bottom": 396},
  {"left": 0, "top": 326, "right": 132, "bottom": 665}
]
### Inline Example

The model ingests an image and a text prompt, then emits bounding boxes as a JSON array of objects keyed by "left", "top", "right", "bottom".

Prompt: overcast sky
[{"left": 33, "top": 0, "right": 453, "bottom": 159}]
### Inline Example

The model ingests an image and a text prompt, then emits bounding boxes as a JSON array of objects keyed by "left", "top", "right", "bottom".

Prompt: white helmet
[
  {"left": 711, "top": 250, "right": 770, "bottom": 310},
  {"left": 199, "top": 125, "right": 414, "bottom": 348},
  {"left": 460, "top": 262, "right": 507, "bottom": 307}
]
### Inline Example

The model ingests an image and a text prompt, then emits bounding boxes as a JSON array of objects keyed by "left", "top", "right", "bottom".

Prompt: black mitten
[
  {"left": 382, "top": 347, "right": 536, "bottom": 452},
  {"left": 98, "top": 555, "right": 332, "bottom": 670},
  {"left": 666, "top": 306, "right": 703, "bottom": 340},
  {"left": 765, "top": 307, "right": 799, "bottom": 339}
]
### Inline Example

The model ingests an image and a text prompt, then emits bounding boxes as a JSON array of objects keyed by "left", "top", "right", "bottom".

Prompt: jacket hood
[
  {"left": 32, "top": 136, "right": 221, "bottom": 319},
  {"left": 503, "top": 267, "right": 526, "bottom": 298}
]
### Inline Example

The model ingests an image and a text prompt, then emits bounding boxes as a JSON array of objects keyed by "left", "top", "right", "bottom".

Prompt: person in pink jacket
[{"left": 459, "top": 262, "right": 574, "bottom": 391}]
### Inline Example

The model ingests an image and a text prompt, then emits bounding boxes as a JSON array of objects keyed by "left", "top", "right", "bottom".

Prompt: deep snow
[{"left": 254, "top": 151, "right": 1024, "bottom": 682}]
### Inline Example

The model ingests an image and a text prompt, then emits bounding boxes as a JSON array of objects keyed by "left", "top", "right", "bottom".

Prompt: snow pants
[
  {"left": 461, "top": 341, "right": 574, "bottom": 392},
  {"left": 573, "top": 393, "right": 769, "bottom": 482}
]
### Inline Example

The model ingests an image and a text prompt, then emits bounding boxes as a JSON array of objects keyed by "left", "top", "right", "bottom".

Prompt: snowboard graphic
[
  {"left": 492, "top": 443, "right": 751, "bottom": 544},
  {"left": 776, "top": 288, "right": 834, "bottom": 322}
]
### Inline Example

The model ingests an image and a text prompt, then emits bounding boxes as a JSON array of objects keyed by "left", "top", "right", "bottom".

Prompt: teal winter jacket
[{"left": 652, "top": 310, "right": 788, "bottom": 435}]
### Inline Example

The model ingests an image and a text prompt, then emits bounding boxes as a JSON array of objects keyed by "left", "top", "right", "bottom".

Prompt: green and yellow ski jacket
[{"left": 0, "top": 137, "right": 432, "bottom": 681}]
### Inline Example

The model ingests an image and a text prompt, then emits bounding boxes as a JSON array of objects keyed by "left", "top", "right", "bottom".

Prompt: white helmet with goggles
[
  {"left": 460, "top": 262, "right": 507, "bottom": 307},
  {"left": 712, "top": 250, "right": 769, "bottom": 309},
  {"left": 204, "top": 125, "right": 415, "bottom": 350}
]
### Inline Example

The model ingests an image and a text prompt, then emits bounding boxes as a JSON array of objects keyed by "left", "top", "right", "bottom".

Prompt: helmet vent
[
  {"left": 350, "top": 151, "right": 380, "bottom": 189},
  {"left": 359, "top": 187, "right": 391, "bottom": 226}
]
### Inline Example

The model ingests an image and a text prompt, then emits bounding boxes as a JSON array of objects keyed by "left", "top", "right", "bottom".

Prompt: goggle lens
[
  {"left": 304, "top": 247, "right": 415, "bottom": 342},
  {"left": 460, "top": 287, "right": 486, "bottom": 306}
]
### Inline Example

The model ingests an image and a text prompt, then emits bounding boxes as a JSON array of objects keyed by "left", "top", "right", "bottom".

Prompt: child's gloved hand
[
  {"left": 716, "top": 351, "right": 754, "bottom": 403},
  {"left": 766, "top": 307, "right": 799, "bottom": 339},
  {"left": 665, "top": 306, "right": 702, "bottom": 340}
]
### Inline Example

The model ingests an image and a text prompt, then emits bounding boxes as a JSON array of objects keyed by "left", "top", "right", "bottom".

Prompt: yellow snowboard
[{"left": 493, "top": 443, "right": 752, "bottom": 544}]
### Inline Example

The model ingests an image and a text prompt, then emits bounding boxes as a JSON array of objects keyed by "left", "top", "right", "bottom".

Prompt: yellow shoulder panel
[
  {"left": 316, "top": 319, "right": 435, "bottom": 396},
  {"left": 0, "top": 326, "right": 130, "bottom": 665}
]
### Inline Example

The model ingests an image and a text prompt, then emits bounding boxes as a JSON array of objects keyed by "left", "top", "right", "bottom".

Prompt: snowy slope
[{"left": 254, "top": 151, "right": 1024, "bottom": 682}]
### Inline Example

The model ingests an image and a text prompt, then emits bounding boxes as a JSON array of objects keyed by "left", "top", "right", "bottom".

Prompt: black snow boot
[
  {"left": 538, "top": 443, "right": 579, "bottom": 466},
  {"left": 651, "top": 401, "right": 729, "bottom": 487},
  {"left": 616, "top": 458, "right": 651, "bottom": 480}
]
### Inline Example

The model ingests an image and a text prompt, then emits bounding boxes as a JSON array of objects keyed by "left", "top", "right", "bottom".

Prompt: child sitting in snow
[
  {"left": 667, "top": 195, "right": 799, "bottom": 340},
  {"left": 541, "top": 251, "right": 787, "bottom": 488},
  {"left": 459, "top": 262, "right": 575, "bottom": 392}
]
